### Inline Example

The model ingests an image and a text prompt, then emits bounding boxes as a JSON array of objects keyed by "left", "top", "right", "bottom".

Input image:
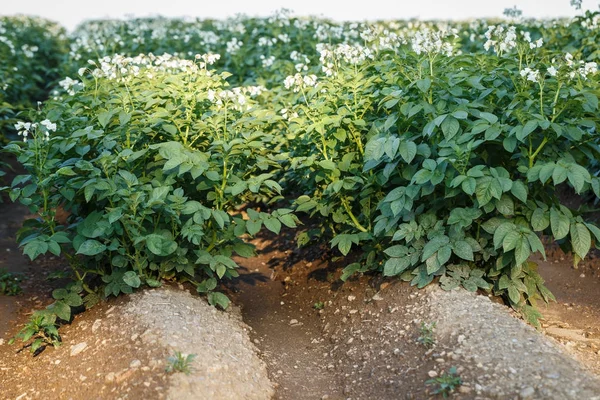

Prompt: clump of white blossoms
[
  {"left": 283, "top": 73, "right": 318, "bottom": 93},
  {"left": 226, "top": 38, "right": 243, "bottom": 54},
  {"left": 411, "top": 27, "right": 456, "bottom": 56},
  {"left": 260, "top": 55, "right": 275, "bottom": 68},
  {"left": 316, "top": 43, "right": 375, "bottom": 77},
  {"left": 14, "top": 119, "right": 56, "bottom": 142},
  {"left": 360, "top": 27, "right": 402, "bottom": 52},
  {"left": 206, "top": 85, "right": 266, "bottom": 111},
  {"left": 290, "top": 51, "right": 310, "bottom": 72},
  {"left": 521, "top": 31, "right": 543, "bottom": 49},
  {"left": 20, "top": 44, "right": 38, "bottom": 58},
  {"left": 83, "top": 53, "right": 211, "bottom": 83},
  {"left": 545, "top": 53, "right": 599, "bottom": 81},
  {"left": 519, "top": 67, "right": 540, "bottom": 83},
  {"left": 194, "top": 53, "right": 221, "bottom": 69},
  {"left": 58, "top": 77, "right": 82, "bottom": 95},
  {"left": 484, "top": 25, "right": 517, "bottom": 54}
]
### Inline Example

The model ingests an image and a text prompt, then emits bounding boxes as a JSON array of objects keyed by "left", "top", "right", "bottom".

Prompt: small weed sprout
[
  {"left": 0, "top": 269, "right": 22, "bottom": 296},
  {"left": 417, "top": 321, "right": 436, "bottom": 347},
  {"left": 426, "top": 366, "right": 462, "bottom": 398},
  {"left": 165, "top": 351, "right": 196, "bottom": 375},
  {"left": 313, "top": 301, "right": 325, "bottom": 310},
  {"left": 9, "top": 311, "right": 61, "bottom": 354}
]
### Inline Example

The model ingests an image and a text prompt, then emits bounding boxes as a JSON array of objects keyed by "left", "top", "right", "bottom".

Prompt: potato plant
[
  {"left": 7, "top": 53, "right": 297, "bottom": 311},
  {"left": 280, "top": 21, "right": 600, "bottom": 324}
]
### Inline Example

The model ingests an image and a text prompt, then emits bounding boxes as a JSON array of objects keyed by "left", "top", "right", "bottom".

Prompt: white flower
[
  {"left": 40, "top": 119, "right": 57, "bottom": 132},
  {"left": 547, "top": 66, "right": 558, "bottom": 77},
  {"left": 78, "top": 67, "right": 87, "bottom": 76},
  {"left": 519, "top": 68, "right": 540, "bottom": 83}
]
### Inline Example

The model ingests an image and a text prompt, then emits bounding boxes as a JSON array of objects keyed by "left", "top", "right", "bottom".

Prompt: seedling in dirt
[
  {"left": 417, "top": 321, "right": 436, "bottom": 348},
  {"left": 9, "top": 310, "right": 61, "bottom": 354},
  {"left": 0, "top": 269, "right": 22, "bottom": 296},
  {"left": 426, "top": 366, "right": 462, "bottom": 398},
  {"left": 165, "top": 351, "right": 196, "bottom": 375},
  {"left": 313, "top": 301, "right": 325, "bottom": 310}
]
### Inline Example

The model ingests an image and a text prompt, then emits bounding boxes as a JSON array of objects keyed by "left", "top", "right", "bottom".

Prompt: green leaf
[
  {"left": 476, "top": 177, "right": 501, "bottom": 207},
  {"left": 518, "top": 120, "right": 538, "bottom": 141},
  {"left": 64, "top": 292, "right": 83, "bottom": 307},
  {"left": 552, "top": 165, "right": 568, "bottom": 185},
  {"left": 318, "top": 160, "right": 336, "bottom": 170},
  {"left": 98, "top": 111, "right": 114, "bottom": 128},
  {"left": 278, "top": 214, "right": 298, "bottom": 228},
  {"left": 502, "top": 231, "right": 521, "bottom": 252},
  {"left": 216, "top": 264, "right": 227, "bottom": 279},
  {"left": 479, "top": 112, "right": 498, "bottom": 124},
  {"left": 196, "top": 278, "right": 217, "bottom": 293},
  {"left": 416, "top": 78, "right": 431, "bottom": 93},
  {"left": 493, "top": 222, "right": 515, "bottom": 249},
  {"left": 162, "top": 124, "right": 178, "bottom": 135},
  {"left": 123, "top": 271, "right": 141, "bottom": 288},
  {"left": 383, "top": 257, "right": 411, "bottom": 276},
  {"left": 570, "top": 223, "right": 591, "bottom": 259},
  {"left": 398, "top": 141, "right": 417, "bottom": 164},
  {"left": 23, "top": 240, "right": 49, "bottom": 261},
  {"left": 550, "top": 208, "right": 569, "bottom": 240},
  {"left": 514, "top": 237, "right": 531, "bottom": 266},
  {"left": 452, "top": 110, "right": 468, "bottom": 120},
  {"left": 50, "top": 301, "right": 71, "bottom": 321},
  {"left": 264, "top": 218, "right": 282, "bottom": 234},
  {"left": 496, "top": 195, "right": 514, "bottom": 216},
  {"left": 341, "top": 263, "right": 362, "bottom": 281},
  {"left": 233, "top": 242, "right": 255, "bottom": 258},
  {"left": 331, "top": 234, "right": 359, "bottom": 256},
  {"left": 384, "top": 245, "right": 409, "bottom": 257},
  {"left": 461, "top": 177, "right": 476, "bottom": 196},
  {"left": 421, "top": 235, "right": 450, "bottom": 261},
  {"left": 452, "top": 241, "right": 474, "bottom": 261},
  {"left": 510, "top": 181, "right": 528, "bottom": 203},
  {"left": 531, "top": 208, "right": 549, "bottom": 231},
  {"left": 441, "top": 116, "right": 460, "bottom": 139},
  {"left": 76, "top": 240, "right": 106, "bottom": 256},
  {"left": 145, "top": 234, "right": 177, "bottom": 256},
  {"left": 246, "top": 220, "right": 262, "bottom": 236},
  {"left": 57, "top": 167, "right": 77, "bottom": 176},
  {"left": 208, "top": 292, "right": 230, "bottom": 310},
  {"left": 52, "top": 288, "right": 69, "bottom": 300}
]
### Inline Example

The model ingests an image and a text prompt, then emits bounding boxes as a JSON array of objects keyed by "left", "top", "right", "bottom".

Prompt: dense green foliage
[
  {"left": 0, "top": 16, "right": 68, "bottom": 141},
  {"left": 2, "top": 10, "right": 600, "bottom": 338}
]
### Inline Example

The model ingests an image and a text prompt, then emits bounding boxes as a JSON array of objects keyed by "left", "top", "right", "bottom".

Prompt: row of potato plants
[
  {"left": 0, "top": 16, "right": 68, "bottom": 142},
  {"left": 2, "top": 11, "right": 600, "bottom": 345}
]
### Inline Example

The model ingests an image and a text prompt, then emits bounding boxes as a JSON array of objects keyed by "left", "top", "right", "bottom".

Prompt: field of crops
[{"left": 1, "top": 8, "right": 600, "bottom": 351}]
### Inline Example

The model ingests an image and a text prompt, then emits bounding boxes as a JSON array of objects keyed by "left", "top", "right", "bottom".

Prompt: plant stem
[{"left": 341, "top": 197, "right": 368, "bottom": 233}]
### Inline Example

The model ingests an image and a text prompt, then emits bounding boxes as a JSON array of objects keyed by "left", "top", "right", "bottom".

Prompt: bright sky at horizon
[{"left": 2, "top": 0, "right": 600, "bottom": 31}]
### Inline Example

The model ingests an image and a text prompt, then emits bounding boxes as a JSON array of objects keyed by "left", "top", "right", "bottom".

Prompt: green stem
[
  {"left": 529, "top": 137, "right": 548, "bottom": 168},
  {"left": 341, "top": 197, "right": 368, "bottom": 233}
]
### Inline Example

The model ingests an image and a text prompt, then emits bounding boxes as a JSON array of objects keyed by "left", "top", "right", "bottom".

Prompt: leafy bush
[
  {"left": 6, "top": 53, "right": 297, "bottom": 308},
  {"left": 281, "top": 20, "right": 600, "bottom": 325}
]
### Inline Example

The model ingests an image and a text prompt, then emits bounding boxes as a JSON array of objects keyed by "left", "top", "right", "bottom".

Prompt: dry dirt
[{"left": 1, "top": 191, "right": 600, "bottom": 399}]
